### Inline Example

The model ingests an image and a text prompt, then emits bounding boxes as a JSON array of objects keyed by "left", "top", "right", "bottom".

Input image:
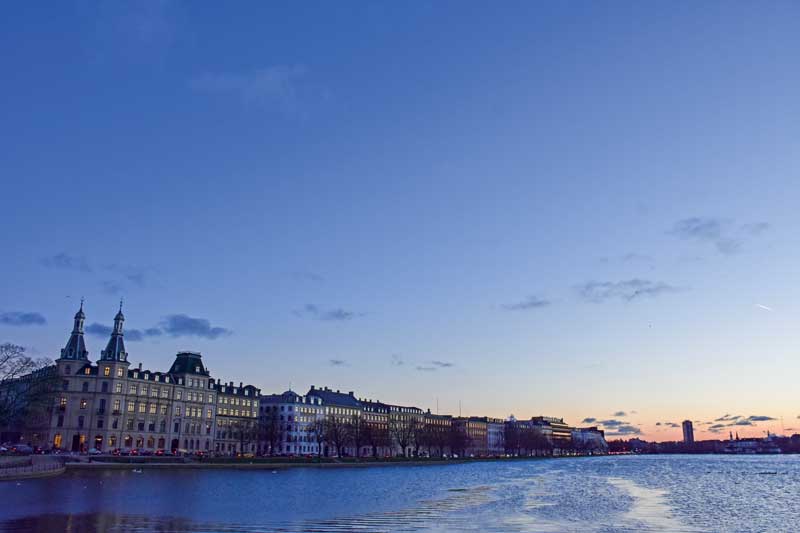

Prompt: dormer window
[
  {"left": 133, "top": 371, "right": 139, "bottom": 379},
  {"left": 195, "top": 366, "right": 200, "bottom": 373},
  {"left": 84, "top": 367, "right": 91, "bottom": 375}
]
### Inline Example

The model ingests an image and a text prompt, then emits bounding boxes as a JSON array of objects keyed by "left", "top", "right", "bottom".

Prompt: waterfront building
[
  {"left": 485, "top": 417, "right": 505, "bottom": 455},
  {"left": 5, "top": 304, "right": 272, "bottom": 455},
  {"left": 258, "top": 390, "right": 324, "bottom": 455},
  {"left": 360, "top": 399, "right": 391, "bottom": 457},
  {"left": 306, "top": 386, "right": 362, "bottom": 456},
  {"left": 682, "top": 420, "right": 694, "bottom": 444},
  {"left": 213, "top": 379, "right": 260, "bottom": 455},
  {"left": 571, "top": 426, "right": 608, "bottom": 454},
  {"left": 532, "top": 416, "right": 573, "bottom": 454},
  {"left": 422, "top": 411, "right": 452, "bottom": 457},
  {"left": 387, "top": 403, "right": 424, "bottom": 456},
  {"left": 453, "top": 417, "right": 488, "bottom": 456}
]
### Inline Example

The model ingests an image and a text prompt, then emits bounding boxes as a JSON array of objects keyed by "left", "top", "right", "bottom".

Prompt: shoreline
[{"left": 65, "top": 455, "right": 550, "bottom": 472}]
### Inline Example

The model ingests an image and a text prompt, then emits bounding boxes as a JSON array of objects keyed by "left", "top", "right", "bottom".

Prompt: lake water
[{"left": 1, "top": 455, "right": 799, "bottom": 532}]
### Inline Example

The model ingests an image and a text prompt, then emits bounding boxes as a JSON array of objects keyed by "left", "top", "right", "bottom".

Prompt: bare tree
[
  {"left": 309, "top": 418, "right": 326, "bottom": 457},
  {"left": 0, "top": 343, "right": 57, "bottom": 434},
  {"left": 257, "top": 407, "right": 281, "bottom": 455},
  {"left": 389, "top": 415, "right": 420, "bottom": 457},
  {"left": 365, "top": 421, "right": 390, "bottom": 458},
  {"left": 345, "top": 414, "right": 367, "bottom": 458},
  {"left": 323, "top": 415, "right": 350, "bottom": 458},
  {"left": 448, "top": 425, "right": 468, "bottom": 457}
]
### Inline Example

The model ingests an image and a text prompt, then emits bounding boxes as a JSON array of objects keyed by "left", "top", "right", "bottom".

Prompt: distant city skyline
[{"left": 3, "top": 2, "right": 800, "bottom": 441}]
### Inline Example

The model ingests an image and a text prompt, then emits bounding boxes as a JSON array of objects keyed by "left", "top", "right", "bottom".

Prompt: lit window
[
  {"left": 115, "top": 383, "right": 122, "bottom": 393},
  {"left": 103, "top": 366, "right": 110, "bottom": 376},
  {"left": 84, "top": 367, "right": 91, "bottom": 375},
  {"left": 80, "top": 399, "right": 87, "bottom": 409},
  {"left": 117, "top": 367, "right": 124, "bottom": 377}
]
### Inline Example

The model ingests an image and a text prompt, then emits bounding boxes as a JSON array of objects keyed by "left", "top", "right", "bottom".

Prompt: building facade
[
  {"left": 42, "top": 304, "right": 262, "bottom": 454},
  {"left": 258, "top": 390, "right": 324, "bottom": 455}
]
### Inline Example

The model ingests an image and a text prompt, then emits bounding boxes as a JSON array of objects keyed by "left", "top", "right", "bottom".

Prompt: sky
[{"left": 2, "top": 1, "right": 800, "bottom": 441}]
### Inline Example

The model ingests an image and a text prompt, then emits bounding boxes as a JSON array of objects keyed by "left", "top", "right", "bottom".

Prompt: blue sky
[{"left": 2, "top": 1, "right": 799, "bottom": 439}]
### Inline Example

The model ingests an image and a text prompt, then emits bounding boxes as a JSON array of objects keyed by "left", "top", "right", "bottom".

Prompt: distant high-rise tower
[{"left": 682, "top": 420, "right": 694, "bottom": 444}]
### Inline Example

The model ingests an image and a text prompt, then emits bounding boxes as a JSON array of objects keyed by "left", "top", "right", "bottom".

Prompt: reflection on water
[{"left": 2, "top": 455, "right": 800, "bottom": 532}]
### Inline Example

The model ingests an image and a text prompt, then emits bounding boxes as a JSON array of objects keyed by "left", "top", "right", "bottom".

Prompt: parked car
[{"left": 10, "top": 444, "right": 34, "bottom": 455}]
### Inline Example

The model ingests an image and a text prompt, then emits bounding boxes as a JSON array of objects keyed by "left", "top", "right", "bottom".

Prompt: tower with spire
[
  {"left": 59, "top": 298, "right": 89, "bottom": 361},
  {"left": 100, "top": 299, "right": 128, "bottom": 362}
]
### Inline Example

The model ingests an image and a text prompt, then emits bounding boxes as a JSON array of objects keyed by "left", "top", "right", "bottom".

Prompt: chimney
[
  {"left": 349, "top": 391, "right": 354, "bottom": 396},
  {"left": 310, "top": 385, "right": 315, "bottom": 390},
  {"left": 239, "top": 382, "right": 243, "bottom": 388},
  {"left": 138, "top": 363, "right": 142, "bottom": 371}
]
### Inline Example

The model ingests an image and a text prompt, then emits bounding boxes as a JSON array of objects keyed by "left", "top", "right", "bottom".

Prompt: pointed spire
[
  {"left": 101, "top": 305, "right": 127, "bottom": 362},
  {"left": 61, "top": 302, "right": 89, "bottom": 360}
]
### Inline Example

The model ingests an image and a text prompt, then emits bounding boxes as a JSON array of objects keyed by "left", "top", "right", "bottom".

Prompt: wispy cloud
[
  {"left": 41, "top": 253, "right": 91, "bottom": 272},
  {"left": 390, "top": 354, "right": 404, "bottom": 366},
  {"left": 329, "top": 359, "right": 348, "bottom": 367},
  {"left": 416, "top": 366, "right": 436, "bottom": 372},
  {"left": 502, "top": 295, "right": 551, "bottom": 311},
  {"left": 581, "top": 417, "right": 597, "bottom": 424},
  {"left": 189, "top": 65, "right": 309, "bottom": 112},
  {"left": 159, "top": 314, "right": 231, "bottom": 339},
  {"left": 577, "top": 279, "right": 681, "bottom": 303},
  {"left": 294, "top": 304, "right": 363, "bottom": 321},
  {"left": 431, "top": 360, "right": 454, "bottom": 368},
  {"left": 755, "top": 304, "right": 773, "bottom": 312},
  {"left": 0, "top": 311, "right": 47, "bottom": 326},
  {"left": 85, "top": 323, "right": 160, "bottom": 342},
  {"left": 612, "top": 411, "right": 627, "bottom": 417},
  {"left": 670, "top": 217, "right": 769, "bottom": 254}
]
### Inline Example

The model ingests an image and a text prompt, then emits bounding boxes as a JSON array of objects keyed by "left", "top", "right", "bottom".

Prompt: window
[
  {"left": 151, "top": 388, "right": 158, "bottom": 398},
  {"left": 97, "top": 419, "right": 104, "bottom": 429},
  {"left": 103, "top": 366, "right": 110, "bottom": 377},
  {"left": 175, "top": 406, "right": 181, "bottom": 416},
  {"left": 149, "top": 404, "right": 156, "bottom": 414},
  {"left": 53, "top": 434, "right": 62, "bottom": 448},
  {"left": 82, "top": 382, "right": 89, "bottom": 392},
  {"left": 160, "top": 420, "right": 166, "bottom": 432},
  {"left": 195, "top": 366, "right": 200, "bottom": 373},
  {"left": 112, "top": 418, "right": 118, "bottom": 429},
  {"left": 138, "top": 421, "right": 145, "bottom": 431},
  {"left": 206, "top": 408, "right": 212, "bottom": 419},
  {"left": 78, "top": 416, "right": 85, "bottom": 428},
  {"left": 128, "top": 385, "right": 136, "bottom": 394},
  {"left": 161, "top": 388, "right": 168, "bottom": 398},
  {"left": 148, "top": 421, "right": 155, "bottom": 432},
  {"left": 115, "top": 382, "right": 122, "bottom": 393},
  {"left": 160, "top": 405, "right": 167, "bottom": 415},
  {"left": 127, "top": 401, "right": 134, "bottom": 413},
  {"left": 57, "top": 415, "right": 64, "bottom": 427},
  {"left": 62, "top": 380, "right": 69, "bottom": 391},
  {"left": 208, "top": 395, "right": 214, "bottom": 403},
  {"left": 126, "top": 419, "right": 134, "bottom": 430},
  {"left": 113, "top": 399, "right": 121, "bottom": 411},
  {"left": 140, "top": 386, "right": 148, "bottom": 396},
  {"left": 80, "top": 399, "right": 88, "bottom": 409},
  {"left": 116, "top": 367, "right": 123, "bottom": 377},
  {"left": 84, "top": 367, "right": 91, "bottom": 375},
  {"left": 138, "top": 403, "right": 146, "bottom": 413},
  {"left": 101, "top": 382, "right": 109, "bottom": 393},
  {"left": 176, "top": 391, "right": 182, "bottom": 400}
]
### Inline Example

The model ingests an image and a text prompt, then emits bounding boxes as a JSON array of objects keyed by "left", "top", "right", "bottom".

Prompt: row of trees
[
  {"left": 256, "top": 412, "right": 480, "bottom": 458},
  {"left": 0, "top": 343, "right": 59, "bottom": 442}
]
